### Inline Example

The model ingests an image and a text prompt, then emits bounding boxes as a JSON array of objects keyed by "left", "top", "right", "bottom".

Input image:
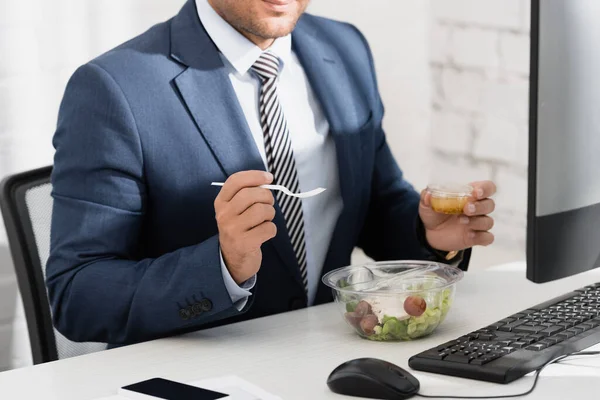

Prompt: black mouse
[{"left": 327, "top": 358, "right": 420, "bottom": 400}]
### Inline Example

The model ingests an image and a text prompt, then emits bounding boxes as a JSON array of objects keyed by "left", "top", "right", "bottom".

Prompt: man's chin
[{"left": 256, "top": 19, "right": 297, "bottom": 38}]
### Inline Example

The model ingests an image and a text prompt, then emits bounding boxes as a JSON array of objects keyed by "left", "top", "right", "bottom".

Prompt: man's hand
[
  {"left": 214, "top": 171, "right": 277, "bottom": 284},
  {"left": 419, "top": 181, "right": 497, "bottom": 252}
]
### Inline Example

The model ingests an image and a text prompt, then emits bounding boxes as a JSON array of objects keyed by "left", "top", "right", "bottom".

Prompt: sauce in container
[{"left": 427, "top": 183, "right": 473, "bottom": 215}]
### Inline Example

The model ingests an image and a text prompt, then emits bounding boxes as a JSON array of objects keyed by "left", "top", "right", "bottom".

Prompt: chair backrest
[{"left": 0, "top": 167, "right": 106, "bottom": 364}]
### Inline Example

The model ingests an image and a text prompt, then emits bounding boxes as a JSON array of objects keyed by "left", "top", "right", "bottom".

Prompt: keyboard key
[
  {"left": 419, "top": 351, "right": 447, "bottom": 360},
  {"left": 505, "top": 336, "right": 522, "bottom": 343},
  {"left": 527, "top": 344, "right": 547, "bottom": 351},
  {"left": 556, "top": 331, "right": 575, "bottom": 340},
  {"left": 512, "top": 342, "right": 527, "bottom": 348},
  {"left": 587, "top": 320, "right": 600, "bottom": 328},
  {"left": 578, "top": 323, "right": 594, "bottom": 331},
  {"left": 498, "top": 320, "right": 528, "bottom": 332},
  {"left": 479, "top": 333, "right": 496, "bottom": 341},
  {"left": 549, "top": 335, "right": 565, "bottom": 344},
  {"left": 540, "top": 326, "right": 564, "bottom": 336},
  {"left": 445, "top": 354, "right": 473, "bottom": 364},
  {"left": 501, "top": 347, "right": 515, "bottom": 353},
  {"left": 470, "top": 357, "right": 496, "bottom": 366},
  {"left": 498, "top": 340, "right": 513, "bottom": 346},
  {"left": 567, "top": 327, "right": 584, "bottom": 335},
  {"left": 515, "top": 325, "right": 545, "bottom": 334},
  {"left": 509, "top": 313, "right": 527, "bottom": 320},
  {"left": 558, "top": 322, "right": 574, "bottom": 329},
  {"left": 435, "top": 340, "right": 460, "bottom": 351},
  {"left": 499, "top": 318, "right": 515, "bottom": 324},
  {"left": 540, "top": 337, "right": 559, "bottom": 345},
  {"left": 519, "top": 337, "right": 536, "bottom": 345},
  {"left": 487, "top": 322, "right": 505, "bottom": 330}
]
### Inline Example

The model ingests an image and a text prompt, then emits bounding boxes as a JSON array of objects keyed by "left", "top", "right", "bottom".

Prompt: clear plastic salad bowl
[{"left": 322, "top": 261, "right": 464, "bottom": 341}]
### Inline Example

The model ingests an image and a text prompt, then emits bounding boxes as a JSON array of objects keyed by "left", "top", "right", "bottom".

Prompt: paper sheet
[{"left": 97, "top": 376, "right": 281, "bottom": 400}]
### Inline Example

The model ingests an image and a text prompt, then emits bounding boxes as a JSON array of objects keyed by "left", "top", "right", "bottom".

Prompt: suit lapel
[{"left": 170, "top": 1, "right": 303, "bottom": 288}]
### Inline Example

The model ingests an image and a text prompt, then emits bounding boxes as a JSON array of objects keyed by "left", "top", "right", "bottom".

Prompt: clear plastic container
[
  {"left": 427, "top": 183, "right": 473, "bottom": 215},
  {"left": 322, "top": 261, "right": 463, "bottom": 341}
]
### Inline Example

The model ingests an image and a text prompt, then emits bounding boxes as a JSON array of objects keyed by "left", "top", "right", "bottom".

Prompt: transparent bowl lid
[
  {"left": 427, "top": 183, "right": 473, "bottom": 198},
  {"left": 322, "top": 260, "right": 464, "bottom": 296}
]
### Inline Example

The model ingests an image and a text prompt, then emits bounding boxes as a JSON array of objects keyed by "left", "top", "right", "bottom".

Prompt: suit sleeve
[
  {"left": 350, "top": 25, "right": 471, "bottom": 269},
  {"left": 47, "top": 62, "right": 252, "bottom": 345}
]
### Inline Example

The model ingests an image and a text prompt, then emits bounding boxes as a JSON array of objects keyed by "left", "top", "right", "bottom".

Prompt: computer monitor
[{"left": 527, "top": 0, "right": 600, "bottom": 283}]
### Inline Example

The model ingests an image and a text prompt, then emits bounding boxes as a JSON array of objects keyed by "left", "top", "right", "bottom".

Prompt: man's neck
[{"left": 239, "top": 31, "right": 275, "bottom": 51}]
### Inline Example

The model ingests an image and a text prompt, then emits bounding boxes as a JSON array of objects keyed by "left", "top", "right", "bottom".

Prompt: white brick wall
[
  {"left": 433, "top": 0, "right": 522, "bottom": 30},
  {"left": 451, "top": 27, "right": 500, "bottom": 69},
  {"left": 430, "top": 0, "right": 531, "bottom": 255}
]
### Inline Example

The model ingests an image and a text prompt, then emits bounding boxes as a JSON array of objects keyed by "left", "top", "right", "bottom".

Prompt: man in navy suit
[{"left": 47, "top": 0, "right": 496, "bottom": 346}]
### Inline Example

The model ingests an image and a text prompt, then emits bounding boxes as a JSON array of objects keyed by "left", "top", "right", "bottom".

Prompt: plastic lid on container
[{"left": 427, "top": 183, "right": 473, "bottom": 198}]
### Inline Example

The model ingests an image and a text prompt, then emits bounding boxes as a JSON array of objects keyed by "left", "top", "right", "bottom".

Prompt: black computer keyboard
[{"left": 409, "top": 282, "right": 600, "bottom": 383}]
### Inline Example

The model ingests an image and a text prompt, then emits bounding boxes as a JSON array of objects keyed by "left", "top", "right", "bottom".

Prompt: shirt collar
[{"left": 196, "top": 0, "right": 292, "bottom": 75}]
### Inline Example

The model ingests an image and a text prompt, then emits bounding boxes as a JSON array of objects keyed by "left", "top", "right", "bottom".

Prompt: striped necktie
[{"left": 251, "top": 51, "right": 308, "bottom": 292}]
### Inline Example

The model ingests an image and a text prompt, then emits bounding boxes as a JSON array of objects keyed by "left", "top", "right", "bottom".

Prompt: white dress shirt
[{"left": 196, "top": 0, "right": 344, "bottom": 308}]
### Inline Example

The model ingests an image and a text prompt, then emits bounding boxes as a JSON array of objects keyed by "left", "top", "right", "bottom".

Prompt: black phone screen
[{"left": 122, "top": 378, "right": 228, "bottom": 400}]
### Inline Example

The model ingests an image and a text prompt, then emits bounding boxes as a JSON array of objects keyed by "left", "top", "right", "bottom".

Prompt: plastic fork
[{"left": 211, "top": 182, "right": 326, "bottom": 199}]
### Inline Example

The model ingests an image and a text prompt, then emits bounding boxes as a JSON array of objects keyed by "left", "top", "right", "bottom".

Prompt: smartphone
[{"left": 119, "top": 378, "right": 229, "bottom": 400}]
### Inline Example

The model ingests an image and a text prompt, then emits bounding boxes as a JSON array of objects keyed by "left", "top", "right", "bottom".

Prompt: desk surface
[{"left": 2, "top": 262, "right": 600, "bottom": 400}]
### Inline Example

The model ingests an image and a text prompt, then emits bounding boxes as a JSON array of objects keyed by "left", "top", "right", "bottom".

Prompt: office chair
[{"left": 0, "top": 166, "right": 106, "bottom": 364}]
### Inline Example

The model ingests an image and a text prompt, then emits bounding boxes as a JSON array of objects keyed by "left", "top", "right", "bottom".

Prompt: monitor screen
[{"left": 528, "top": 0, "right": 600, "bottom": 283}]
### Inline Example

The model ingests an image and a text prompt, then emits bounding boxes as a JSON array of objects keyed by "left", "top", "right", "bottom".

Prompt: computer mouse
[{"left": 327, "top": 357, "right": 420, "bottom": 400}]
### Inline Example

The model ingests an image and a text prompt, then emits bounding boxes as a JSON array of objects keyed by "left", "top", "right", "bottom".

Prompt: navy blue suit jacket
[{"left": 47, "top": 0, "right": 469, "bottom": 346}]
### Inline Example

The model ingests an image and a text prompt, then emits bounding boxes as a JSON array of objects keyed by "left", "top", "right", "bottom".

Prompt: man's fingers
[
  {"left": 464, "top": 199, "right": 495, "bottom": 216},
  {"left": 216, "top": 170, "right": 273, "bottom": 203},
  {"left": 240, "top": 203, "right": 276, "bottom": 230},
  {"left": 420, "top": 189, "right": 432, "bottom": 207},
  {"left": 460, "top": 216, "right": 494, "bottom": 231},
  {"left": 469, "top": 180, "right": 497, "bottom": 200},
  {"left": 230, "top": 187, "right": 275, "bottom": 214},
  {"left": 247, "top": 221, "right": 278, "bottom": 248},
  {"left": 466, "top": 231, "right": 495, "bottom": 247}
]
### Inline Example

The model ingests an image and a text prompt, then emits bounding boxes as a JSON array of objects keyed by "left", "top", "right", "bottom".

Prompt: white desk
[{"left": 2, "top": 262, "right": 600, "bottom": 400}]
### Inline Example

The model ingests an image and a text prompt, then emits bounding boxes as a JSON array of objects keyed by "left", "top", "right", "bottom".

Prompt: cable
[{"left": 415, "top": 350, "right": 600, "bottom": 399}]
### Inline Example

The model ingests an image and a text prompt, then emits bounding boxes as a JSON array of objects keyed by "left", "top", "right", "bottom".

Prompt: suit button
[
  {"left": 179, "top": 308, "right": 191, "bottom": 320},
  {"left": 191, "top": 303, "right": 203, "bottom": 316},
  {"left": 289, "top": 298, "right": 306, "bottom": 310},
  {"left": 200, "top": 299, "right": 213, "bottom": 312}
]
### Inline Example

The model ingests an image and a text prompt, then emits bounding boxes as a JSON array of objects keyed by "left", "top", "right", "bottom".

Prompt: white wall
[
  {"left": 0, "top": 0, "right": 432, "bottom": 371},
  {"left": 429, "top": 0, "right": 531, "bottom": 256}
]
